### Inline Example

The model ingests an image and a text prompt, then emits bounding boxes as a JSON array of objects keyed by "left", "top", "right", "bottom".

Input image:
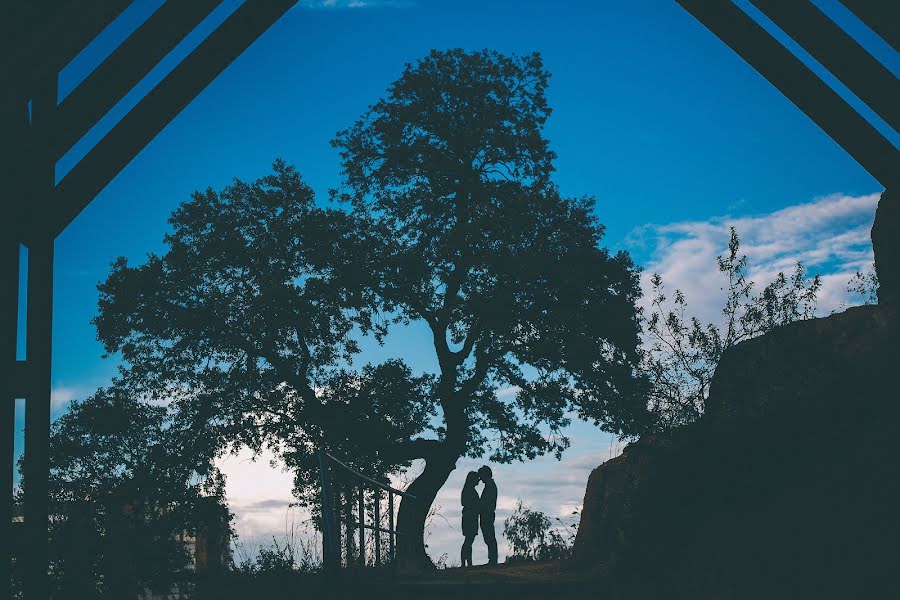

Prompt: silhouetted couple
[{"left": 460, "top": 465, "right": 498, "bottom": 567}]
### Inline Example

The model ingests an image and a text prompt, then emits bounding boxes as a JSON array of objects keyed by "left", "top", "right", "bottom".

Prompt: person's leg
[
  {"left": 461, "top": 534, "right": 475, "bottom": 567},
  {"left": 480, "top": 512, "right": 498, "bottom": 564}
]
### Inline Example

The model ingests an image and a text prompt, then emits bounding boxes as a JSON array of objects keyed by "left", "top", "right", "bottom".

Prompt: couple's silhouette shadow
[{"left": 461, "top": 465, "right": 498, "bottom": 567}]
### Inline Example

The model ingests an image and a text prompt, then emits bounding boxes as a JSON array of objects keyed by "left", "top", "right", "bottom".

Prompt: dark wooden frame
[
  {"left": 1, "top": 2, "right": 298, "bottom": 598},
  {"left": 2, "top": 1, "right": 897, "bottom": 598}
]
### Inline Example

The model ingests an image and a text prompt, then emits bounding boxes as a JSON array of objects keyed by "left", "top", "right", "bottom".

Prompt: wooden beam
[
  {"left": 12, "top": 362, "right": 28, "bottom": 398},
  {"left": 0, "top": 239, "right": 19, "bottom": 600},
  {"left": 0, "top": 1, "right": 132, "bottom": 105},
  {"left": 51, "top": 0, "right": 300, "bottom": 237},
  {"left": 47, "top": 0, "right": 225, "bottom": 160},
  {"left": 21, "top": 235, "right": 53, "bottom": 600},
  {"left": 751, "top": 0, "right": 900, "bottom": 132},
  {"left": 0, "top": 99, "right": 33, "bottom": 241},
  {"left": 841, "top": 0, "right": 899, "bottom": 51},
  {"left": 675, "top": 0, "right": 898, "bottom": 190},
  {"left": 20, "top": 74, "right": 56, "bottom": 600}
]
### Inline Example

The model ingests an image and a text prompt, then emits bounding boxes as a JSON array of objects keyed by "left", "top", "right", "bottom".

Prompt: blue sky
[{"left": 15, "top": 0, "right": 896, "bottom": 562}]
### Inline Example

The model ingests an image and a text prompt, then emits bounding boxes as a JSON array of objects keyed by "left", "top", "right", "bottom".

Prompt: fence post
[
  {"left": 316, "top": 450, "right": 339, "bottom": 573},
  {"left": 374, "top": 488, "right": 381, "bottom": 565},
  {"left": 388, "top": 492, "right": 395, "bottom": 562},
  {"left": 317, "top": 451, "right": 415, "bottom": 574},
  {"left": 345, "top": 484, "right": 353, "bottom": 567},
  {"left": 333, "top": 483, "right": 341, "bottom": 568},
  {"left": 358, "top": 487, "right": 365, "bottom": 567}
]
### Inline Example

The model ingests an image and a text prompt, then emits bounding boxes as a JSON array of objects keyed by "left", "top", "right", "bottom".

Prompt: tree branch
[{"left": 380, "top": 438, "right": 444, "bottom": 462}]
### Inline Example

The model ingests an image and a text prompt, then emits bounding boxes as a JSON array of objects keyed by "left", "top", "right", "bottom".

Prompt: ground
[{"left": 362, "top": 561, "right": 598, "bottom": 599}]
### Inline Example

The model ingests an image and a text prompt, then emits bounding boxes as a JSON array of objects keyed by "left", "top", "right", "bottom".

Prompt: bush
[{"left": 503, "top": 501, "right": 578, "bottom": 562}]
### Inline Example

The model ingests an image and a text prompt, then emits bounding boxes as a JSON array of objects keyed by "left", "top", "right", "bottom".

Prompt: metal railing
[{"left": 317, "top": 450, "right": 415, "bottom": 572}]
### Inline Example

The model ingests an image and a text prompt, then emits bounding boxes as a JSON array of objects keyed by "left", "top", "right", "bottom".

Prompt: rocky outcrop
[
  {"left": 872, "top": 189, "right": 899, "bottom": 304},
  {"left": 572, "top": 304, "right": 900, "bottom": 599}
]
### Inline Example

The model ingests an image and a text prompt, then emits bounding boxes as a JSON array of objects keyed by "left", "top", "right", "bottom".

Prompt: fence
[{"left": 316, "top": 450, "right": 415, "bottom": 573}]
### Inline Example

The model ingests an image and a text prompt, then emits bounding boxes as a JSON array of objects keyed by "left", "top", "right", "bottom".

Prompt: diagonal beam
[
  {"left": 841, "top": 0, "right": 899, "bottom": 51},
  {"left": 0, "top": 0, "right": 132, "bottom": 105},
  {"left": 51, "top": 0, "right": 299, "bottom": 238},
  {"left": 47, "top": 0, "right": 225, "bottom": 160},
  {"left": 675, "top": 0, "right": 898, "bottom": 190},
  {"left": 751, "top": 0, "right": 900, "bottom": 133}
]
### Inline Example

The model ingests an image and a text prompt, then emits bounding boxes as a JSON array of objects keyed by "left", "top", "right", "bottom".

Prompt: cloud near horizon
[
  {"left": 298, "top": 0, "right": 412, "bottom": 10},
  {"left": 629, "top": 192, "right": 880, "bottom": 324}
]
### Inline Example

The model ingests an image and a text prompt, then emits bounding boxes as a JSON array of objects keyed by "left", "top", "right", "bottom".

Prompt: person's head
[
  {"left": 464, "top": 471, "right": 480, "bottom": 490},
  {"left": 477, "top": 465, "right": 493, "bottom": 482}
]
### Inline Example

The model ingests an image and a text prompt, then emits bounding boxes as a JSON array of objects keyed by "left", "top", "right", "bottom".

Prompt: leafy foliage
[
  {"left": 332, "top": 48, "right": 649, "bottom": 463},
  {"left": 92, "top": 50, "right": 648, "bottom": 566},
  {"left": 503, "top": 501, "right": 578, "bottom": 562},
  {"left": 642, "top": 227, "right": 822, "bottom": 429},
  {"left": 42, "top": 383, "right": 230, "bottom": 596},
  {"left": 235, "top": 538, "right": 301, "bottom": 575},
  {"left": 92, "top": 161, "right": 435, "bottom": 509},
  {"left": 846, "top": 266, "right": 879, "bottom": 306}
]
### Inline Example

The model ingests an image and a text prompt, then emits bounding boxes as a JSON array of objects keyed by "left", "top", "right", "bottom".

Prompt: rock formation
[
  {"left": 573, "top": 190, "right": 899, "bottom": 599},
  {"left": 872, "top": 189, "right": 899, "bottom": 305}
]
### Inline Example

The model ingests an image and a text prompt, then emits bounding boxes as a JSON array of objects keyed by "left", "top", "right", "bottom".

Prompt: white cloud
[
  {"left": 218, "top": 448, "right": 306, "bottom": 548},
  {"left": 298, "top": 0, "right": 412, "bottom": 9},
  {"left": 51, "top": 385, "right": 85, "bottom": 412},
  {"left": 630, "top": 192, "right": 880, "bottom": 323}
]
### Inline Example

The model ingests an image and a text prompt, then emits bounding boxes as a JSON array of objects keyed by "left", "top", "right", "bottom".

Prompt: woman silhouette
[{"left": 460, "top": 471, "right": 481, "bottom": 567}]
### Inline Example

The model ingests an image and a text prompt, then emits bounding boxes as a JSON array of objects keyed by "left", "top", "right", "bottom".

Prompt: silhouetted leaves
[
  {"left": 333, "top": 49, "right": 649, "bottom": 467},
  {"left": 44, "top": 383, "right": 229, "bottom": 596},
  {"left": 92, "top": 160, "right": 435, "bottom": 513},
  {"left": 503, "top": 501, "right": 577, "bottom": 562},
  {"left": 90, "top": 50, "right": 650, "bottom": 568},
  {"left": 643, "top": 227, "right": 823, "bottom": 429}
]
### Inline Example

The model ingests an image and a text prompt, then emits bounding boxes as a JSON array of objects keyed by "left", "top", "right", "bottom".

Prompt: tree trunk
[{"left": 395, "top": 447, "right": 459, "bottom": 571}]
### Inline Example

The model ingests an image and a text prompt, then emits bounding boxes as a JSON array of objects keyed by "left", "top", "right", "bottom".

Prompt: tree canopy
[
  {"left": 330, "top": 48, "right": 647, "bottom": 565},
  {"left": 91, "top": 49, "right": 649, "bottom": 568},
  {"left": 332, "top": 49, "right": 648, "bottom": 452}
]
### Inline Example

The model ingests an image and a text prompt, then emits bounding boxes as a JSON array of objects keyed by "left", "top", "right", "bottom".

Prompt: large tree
[
  {"left": 331, "top": 49, "right": 647, "bottom": 567},
  {"left": 93, "top": 50, "right": 648, "bottom": 571}
]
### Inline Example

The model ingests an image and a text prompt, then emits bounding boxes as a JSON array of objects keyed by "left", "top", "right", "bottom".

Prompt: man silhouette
[{"left": 477, "top": 465, "right": 498, "bottom": 565}]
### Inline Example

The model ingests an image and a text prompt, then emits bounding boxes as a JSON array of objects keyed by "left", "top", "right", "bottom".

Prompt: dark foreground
[{"left": 198, "top": 561, "right": 598, "bottom": 600}]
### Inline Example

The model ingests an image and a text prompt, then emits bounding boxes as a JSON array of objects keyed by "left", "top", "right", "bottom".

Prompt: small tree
[
  {"left": 503, "top": 501, "right": 578, "bottom": 562},
  {"left": 846, "top": 266, "right": 879, "bottom": 306},
  {"left": 643, "top": 227, "right": 821, "bottom": 429}
]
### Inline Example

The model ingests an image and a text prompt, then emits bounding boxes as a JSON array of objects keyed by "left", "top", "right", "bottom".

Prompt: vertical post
[
  {"left": 22, "top": 235, "right": 52, "bottom": 600},
  {"left": 316, "top": 451, "right": 338, "bottom": 574},
  {"left": 332, "top": 480, "right": 341, "bottom": 568},
  {"left": 344, "top": 485, "right": 353, "bottom": 567},
  {"left": 388, "top": 492, "right": 395, "bottom": 562},
  {"left": 374, "top": 488, "right": 381, "bottom": 566},
  {"left": 3, "top": 78, "right": 33, "bottom": 600},
  {"left": 22, "top": 73, "right": 56, "bottom": 600},
  {"left": 1, "top": 238, "right": 19, "bottom": 600},
  {"left": 357, "top": 487, "right": 364, "bottom": 567}
]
